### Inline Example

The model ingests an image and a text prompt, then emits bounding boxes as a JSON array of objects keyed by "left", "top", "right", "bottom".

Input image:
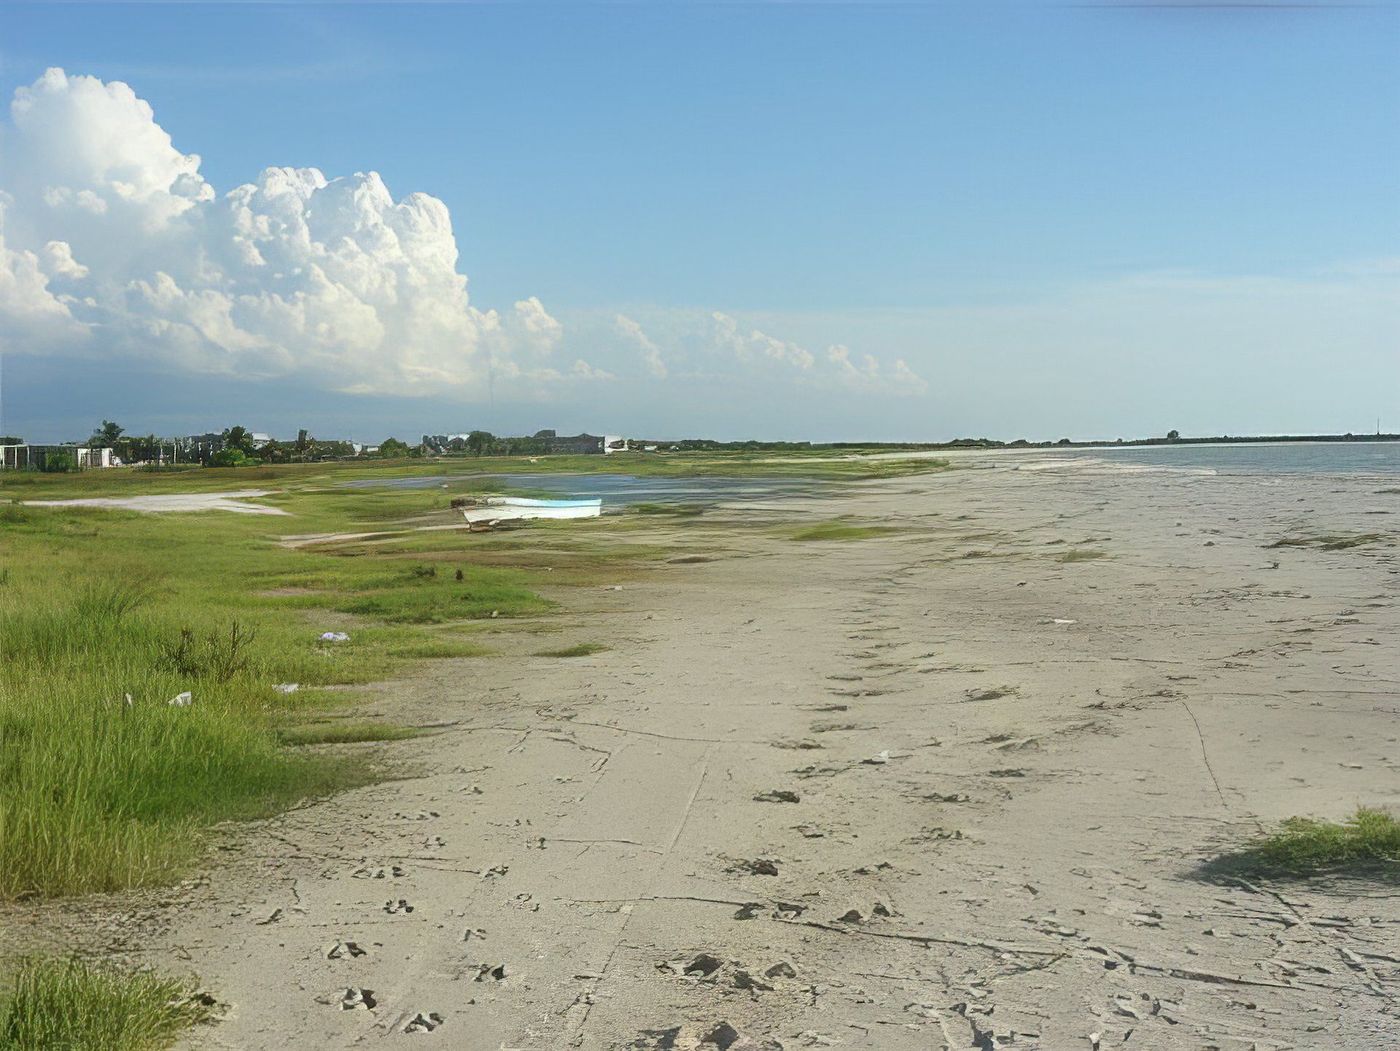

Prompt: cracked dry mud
[{"left": 94, "top": 459, "right": 1400, "bottom": 1046}]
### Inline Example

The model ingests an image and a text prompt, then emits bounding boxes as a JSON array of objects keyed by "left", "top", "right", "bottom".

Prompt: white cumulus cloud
[
  {"left": 0, "top": 68, "right": 572, "bottom": 398},
  {"left": 0, "top": 68, "right": 925, "bottom": 411}
]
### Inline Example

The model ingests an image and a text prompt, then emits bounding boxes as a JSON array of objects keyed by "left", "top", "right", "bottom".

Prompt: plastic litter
[
  {"left": 319, "top": 631, "right": 350, "bottom": 643},
  {"left": 273, "top": 683, "right": 300, "bottom": 694},
  {"left": 168, "top": 691, "right": 193, "bottom": 707}
]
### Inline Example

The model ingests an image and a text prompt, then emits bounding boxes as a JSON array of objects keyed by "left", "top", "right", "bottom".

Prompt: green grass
[
  {"left": 1210, "top": 808, "right": 1400, "bottom": 878},
  {"left": 534, "top": 642, "right": 609, "bottom": 658},
  {"left": 0, "top": 580, "right": 372, "bottom": 898},
  {"left": 277, "top": 722, "right": 420, "bottom": 746},
  {"left": 790, "top": 520, "right": 900, "bottom": 542},
  {"left": 327, "top": 566, "right": 552, "bottom": 624},
  {"left": 0, "top": 957, "right": 209, "bottom": 1050},
  {"left": 1057, "top": 548, "right": 1108, "bottom": 563}
]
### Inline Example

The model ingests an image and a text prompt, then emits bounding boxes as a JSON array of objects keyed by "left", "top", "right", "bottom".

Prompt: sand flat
[
  {"left": 121, "top": 461, "right": 1398, "bottom": 1048},
  {"left": 23, "top": 489, "right": 288, "bottom": 514}
]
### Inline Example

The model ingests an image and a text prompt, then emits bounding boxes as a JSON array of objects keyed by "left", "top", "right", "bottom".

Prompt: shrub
[
  {"left": 37, "top": 451, "right": 75, "bottom": 474},
  {"left": 208, "top": 449, "right": 247, "bottom": 468},
  {"left": 157, "top": 621, "right": 257, "bottom": 683}
]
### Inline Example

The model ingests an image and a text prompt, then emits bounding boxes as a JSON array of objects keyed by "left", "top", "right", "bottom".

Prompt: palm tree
[{"left": 92, "top": 420, "right": 124, "bottom": 447}]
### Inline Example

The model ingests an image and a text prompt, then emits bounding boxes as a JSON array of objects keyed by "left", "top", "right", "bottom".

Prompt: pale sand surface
[
  {"left": 54, "top": 461, "right": 1400, "bottom": 1048},
  {"left": 23, "top": 490, "right": 288, "bottom": 514}
]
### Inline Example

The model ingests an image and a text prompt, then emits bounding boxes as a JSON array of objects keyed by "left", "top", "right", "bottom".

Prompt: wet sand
[{"left": 128, "top": 460, "right": 1399, "bottom": 1047}]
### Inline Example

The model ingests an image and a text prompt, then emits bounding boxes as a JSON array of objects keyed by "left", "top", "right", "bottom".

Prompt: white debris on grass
[
  {"left": 273, "top": 683, "right": 300, "bottom": 694},
  {"left": 168, "top": 691, "right": 193, "bottom": 707},
  {"left": 319, "top": 632, "right": 350, "bottom": 643}
]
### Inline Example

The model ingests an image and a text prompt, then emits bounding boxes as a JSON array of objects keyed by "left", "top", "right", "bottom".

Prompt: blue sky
[{"left": 1, "top": 1, "right": 1396, "bottom": 443}]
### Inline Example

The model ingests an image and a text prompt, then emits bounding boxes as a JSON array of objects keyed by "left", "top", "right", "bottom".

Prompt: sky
[{"left": 1, "top": 0, "right": 1397, "bottom": 444}]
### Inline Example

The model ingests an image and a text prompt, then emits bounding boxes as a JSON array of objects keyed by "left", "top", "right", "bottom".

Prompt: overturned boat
[{"left": 461, "top": 496, "right": 602, "bottom": 528}]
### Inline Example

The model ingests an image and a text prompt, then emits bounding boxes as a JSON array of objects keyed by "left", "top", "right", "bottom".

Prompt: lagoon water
[
  {"left": 1041, "top": 441, "right": 1400, "bottom": 476},
  {"left": 340, "top": 471, "right": 822, "bottom": 505}
]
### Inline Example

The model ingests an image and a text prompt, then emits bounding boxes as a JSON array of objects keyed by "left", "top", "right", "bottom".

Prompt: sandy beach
[{"left": 69, "top": 457, "right": 1398, "bottom": 1049}]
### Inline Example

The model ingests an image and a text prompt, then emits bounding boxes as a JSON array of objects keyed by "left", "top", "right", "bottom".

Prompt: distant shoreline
[{"left": 650, "top": 433, "right": 1400, "bottom": 453}]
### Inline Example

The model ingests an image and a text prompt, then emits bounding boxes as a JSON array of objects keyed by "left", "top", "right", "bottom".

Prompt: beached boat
[
  {"left": 482, "top": 497, "right": 602, "bottom": 509},
  {"left": 461, "top": 496, "right": 602, "bottom": 527}
]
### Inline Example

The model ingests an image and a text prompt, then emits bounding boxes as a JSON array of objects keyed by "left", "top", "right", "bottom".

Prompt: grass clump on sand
[
  {"left": 1057, "top": 548, "right": 1107, "bottom": 563},
  {"left": 0, "top": 957, "right": 209, "bottom": 1051},
  {"left": 1213, "top": 808, "right": 1400, "bottom": 877},
  {"left": 1265, "top": 533, "right": 1385, "bottom": 552},
  {"left": 629, "top": 502, "right": 705, "bottom": 517},
  {"left": 535, "top": 642, "right": 609, "bottom": 658},
  {"left": 277, "top": 722, "right": 420, "bottom": 746},
  {"left": 325, "top": 564, "right": 551, "bottom": 624},
  {"left": 790, "top": 520, "right": 899, "bottom": 542}
]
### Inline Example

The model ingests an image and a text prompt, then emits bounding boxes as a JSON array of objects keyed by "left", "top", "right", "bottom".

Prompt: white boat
[
  {"left": 461, "top": 496, "right": 602, "bottom": 527},
  {"left": 482, "top": 497, "right": 602, "bottom": 509}
]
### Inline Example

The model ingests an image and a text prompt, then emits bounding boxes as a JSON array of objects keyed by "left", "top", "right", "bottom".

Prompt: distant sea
[{"left": 1051, "top": 441, "right": 1400, "bottom": 476}]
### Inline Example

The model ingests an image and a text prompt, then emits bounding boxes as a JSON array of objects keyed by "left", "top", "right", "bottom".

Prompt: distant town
[
  {"left": 0, "top": 421, "right": 1395, "bottom": 472},
  {"left": 0, "top": 425, "right": 638, "bottom": 471}
]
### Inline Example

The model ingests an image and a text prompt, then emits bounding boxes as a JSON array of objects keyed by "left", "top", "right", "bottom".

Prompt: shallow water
[
  {"left": 1037, "top": 441, "right": 1400, "bottom": 476},
  {"left": 339, "top": 471, "right": 822, "bottom": 505}
]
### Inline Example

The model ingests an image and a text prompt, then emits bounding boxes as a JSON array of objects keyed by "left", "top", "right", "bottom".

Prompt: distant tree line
[{"left": 14, "top": 421, "right": 423, "bottom": 470}]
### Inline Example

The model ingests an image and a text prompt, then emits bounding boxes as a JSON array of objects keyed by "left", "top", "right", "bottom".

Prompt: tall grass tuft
[{"left": 0, "top": 957, "right": 209, "bottom": 1050}]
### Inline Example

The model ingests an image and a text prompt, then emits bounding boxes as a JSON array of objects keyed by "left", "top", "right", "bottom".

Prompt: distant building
[
  {"left": 534, "top": 432, "right": 625, "bottom": 455},
  {"left": 0, "top": 444, "right": 114, "bottom": 470},
  {"left": 174, "top": 433, "right": 228, "bottom": 463}
]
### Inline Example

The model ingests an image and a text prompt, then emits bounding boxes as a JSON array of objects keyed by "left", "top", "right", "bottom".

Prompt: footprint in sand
[
  {"left": 339, "top": 987, "right": 376, "bottom": 1011},
  {"left": 403, "top": 1011, "right": 443, "bottom": 1033},
  {"left": 353, "top": 865, "right": 405, "bottom": 880},
  {"left": 753, "top": 790, "right": 800, "bottom": 803}
]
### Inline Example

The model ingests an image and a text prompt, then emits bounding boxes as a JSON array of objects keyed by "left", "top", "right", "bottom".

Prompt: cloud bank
[{"left": 0, "top": 68, "right": 925, "bottom": 405}]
